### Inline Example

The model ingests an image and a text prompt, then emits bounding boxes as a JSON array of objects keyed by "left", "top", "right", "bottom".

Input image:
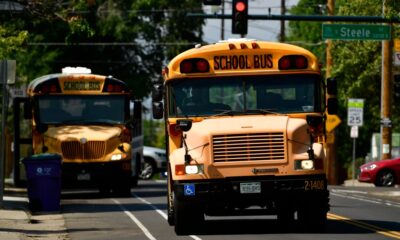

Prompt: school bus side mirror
[
  {"left": 23, "top": 99, "right": 32, "bottom": 119},
  {"left": 152, "top": 83, "right": 163, "bottom": 102},
  {"left": 152, "top": 101, "right": 164, "bottom": 119},
  {"left": 327, "top": 98, "right": 338, "bottom": 115}
]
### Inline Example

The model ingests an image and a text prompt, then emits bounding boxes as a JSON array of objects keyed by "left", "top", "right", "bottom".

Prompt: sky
[{"left": 202, "top": 0, "right": 300, "bottom": 43}]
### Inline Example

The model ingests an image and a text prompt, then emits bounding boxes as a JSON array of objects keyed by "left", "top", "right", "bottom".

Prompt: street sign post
[
  {"left": 347, "top": 98, "right": 364, "bottom": 182},
  {"left": 322, "top": 24, "right": 391, "bottom": 40}
]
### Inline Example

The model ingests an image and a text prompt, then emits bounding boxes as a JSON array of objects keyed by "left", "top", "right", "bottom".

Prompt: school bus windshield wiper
[
  {"left": 60, "top": 119, "right": 118, "bottom": 125},
  {"left": 209, "top": 109, "right": 237, "bottom": 117},
  {"left": 248, "top": 109, "right": 286, "bottom": 115}
]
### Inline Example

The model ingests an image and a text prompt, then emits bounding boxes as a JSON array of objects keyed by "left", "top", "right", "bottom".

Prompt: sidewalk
[
  {"left": 0, "top": 186, "right": 68, "bottom": 240},
  {"left": 342, "top": 179, "right": 375, "bottom": 187}
]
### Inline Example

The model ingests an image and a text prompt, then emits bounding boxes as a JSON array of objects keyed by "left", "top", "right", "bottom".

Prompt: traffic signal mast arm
[{"left": 187, "top": 13, "right": 400, "bottom": 23}]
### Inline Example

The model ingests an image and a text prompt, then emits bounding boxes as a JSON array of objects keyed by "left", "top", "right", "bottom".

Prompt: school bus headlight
[
  {"left": 295, "top": 160, "right": 314, "bottom": 170},
  {"left": 301, "top": 160, "right": 314, "bottom": 170},
  {"left": 111, "top": 154, "right": 122, "bottom": 161},
  {"left": 111, "top": 153, "right": 127, "bottom": 161},
  {"left": 176, "top": 164, "right": 204, "bottom": 175},
  {"left": 185, "top": 164, "right": 204, "bottom": 175}
]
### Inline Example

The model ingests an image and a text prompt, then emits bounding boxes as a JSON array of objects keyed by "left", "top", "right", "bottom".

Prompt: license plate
[
  {"left": 240, "top": 182, "right": 261, "bottom": 194},
  {"left": 77, "top": 173, "right": 90, "bottom": 181}
]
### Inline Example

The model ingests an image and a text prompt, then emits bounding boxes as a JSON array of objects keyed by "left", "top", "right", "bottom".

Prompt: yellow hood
[{"left": 45, "top": 125, "right": 122, "bottom": 141}]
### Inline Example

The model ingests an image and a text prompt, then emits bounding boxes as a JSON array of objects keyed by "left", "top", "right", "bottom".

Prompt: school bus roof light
[
  {"left": 196, "top": 59, "right": 209, "bottom": 72},
  {"left": 180, "top": 58, "right": 210, "bottom": 73},
  {"left": 251, "top": 42, "right": 259, "bottom": 49},
  {"left": 278, "top": 55, "right": 308, "bottom": 70},
  {"left": 103, "top": 78, "right": 129, "bottom": 93},
  {"left": 34, "top": 79, "right": 61, "bottom": 94},
  {"left": 240, "top": 43, "right": 247, "bottom": 49},
  {"left": 229, "top": 43, "right": 236, "bottom": 50},
  {"left": 180, "top": 60, "right": 193, "bottom": 73}
]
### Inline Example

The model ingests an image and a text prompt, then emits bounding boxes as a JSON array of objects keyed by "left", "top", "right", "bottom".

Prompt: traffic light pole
[
  {"left": 188, "top": 13, "right": 400, "bottom": 23},
  {"left": 325, "top": 0, "right": 338, "bottom": 185}
]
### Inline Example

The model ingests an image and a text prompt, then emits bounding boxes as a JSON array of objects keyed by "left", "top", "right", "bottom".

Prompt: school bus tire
[
  {"left": 173, "top": 197, "right": 204, "bottom": 235},
  {"left": 167, "top": 191, "right": 175, "bottom": 226},
  {"left": 99, "top": 185, "right": 111, "bottom": 196},
  {"left": 167, "top": 166, "right": 175, "bottom": 226},
  {"left": 297, "top": 195, "right": 328, "bottom": 232},
  {"left": 277, "top": 208, "right": 295, "bottom": 226},
  {"left": 112, "top": 180, "right": 131, "bottom": 197}
]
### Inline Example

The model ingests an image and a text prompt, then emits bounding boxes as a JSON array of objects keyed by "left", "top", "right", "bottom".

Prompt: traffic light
[
  {"left": 394, "top": 74, "right": 400, "bottom": 100},
  {"left": 203, "top": 0, "right": 221, "bottom": 5},
  {"left": 232, "top": 0, "right": 248, "bottom": 35}
]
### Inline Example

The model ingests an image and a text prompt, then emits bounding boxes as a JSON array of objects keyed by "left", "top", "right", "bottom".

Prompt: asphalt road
[{"left": 61, "top": 180, "right": 400, "bottom": 240}]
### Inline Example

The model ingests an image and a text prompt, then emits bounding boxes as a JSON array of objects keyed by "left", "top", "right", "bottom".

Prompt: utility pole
[
  {"left": 220, "top": 0, "right": 225, "bottom": 40},
  {"left": 325, "top": 0, "right": 337, "bottom": 185},
  {"left": 280, "top": 0, "right": 285, "bottom": 42},
  {"left": 380, "top": 0, "right": 392, "bottom": 160}
]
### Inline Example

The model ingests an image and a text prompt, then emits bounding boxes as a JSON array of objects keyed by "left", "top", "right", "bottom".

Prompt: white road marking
[
  {"left": 3, "top": 196, "right": 28, "bottom": 202},
  {"left": 112, "top": 198, "right": 157, "bottom": 240},
  {"left": 132, "top": 192, "right": 203, "bottom": 240},
  {"left": 331, "top": 191, "right": 400, "bottom": 208},
  {"left": 331, "top": 189, "right": 368, "bottom": 194}
]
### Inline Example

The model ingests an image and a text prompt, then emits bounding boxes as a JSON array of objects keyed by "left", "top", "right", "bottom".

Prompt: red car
[{"left": 358, "top": 157, "right": 400, "bottom": 187}]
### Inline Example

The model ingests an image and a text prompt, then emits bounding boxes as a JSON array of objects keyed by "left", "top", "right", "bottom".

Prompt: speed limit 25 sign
[{"left": 347, "top": 98, "right": 364, "bottom": 126}]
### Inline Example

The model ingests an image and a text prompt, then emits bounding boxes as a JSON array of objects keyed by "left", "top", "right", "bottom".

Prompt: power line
[{"left": 27, "top": 42, "right": 202, "bottom": 46}]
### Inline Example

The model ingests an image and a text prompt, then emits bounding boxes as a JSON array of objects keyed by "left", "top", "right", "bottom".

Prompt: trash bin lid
[{"left": 23, "top": 153, "right": 62, "bottom": 162}]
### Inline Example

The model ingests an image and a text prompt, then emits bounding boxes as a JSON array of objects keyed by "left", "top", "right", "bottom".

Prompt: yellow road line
[{"left": 328, "top": 213, "right": 400, "bottom": 239}]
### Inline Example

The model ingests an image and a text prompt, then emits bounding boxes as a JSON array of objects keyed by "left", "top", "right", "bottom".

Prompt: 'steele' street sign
[{"left": 322, "top": 24, "right": 391, "bottom": 40}]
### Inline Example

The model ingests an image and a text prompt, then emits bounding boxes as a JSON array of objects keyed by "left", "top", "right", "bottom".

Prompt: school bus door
[{"left": 13, "top": 97, "right": 32, "bottom": 187}]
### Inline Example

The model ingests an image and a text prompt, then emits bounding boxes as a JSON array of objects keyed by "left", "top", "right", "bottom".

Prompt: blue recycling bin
[{"left": 22, "top": 154, "right": 62, "bottom": 212}]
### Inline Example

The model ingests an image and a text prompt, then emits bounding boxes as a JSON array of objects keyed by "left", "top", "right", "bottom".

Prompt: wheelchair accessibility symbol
[{"left": 184, "top": 184, "right": 195, "bottom": 196}]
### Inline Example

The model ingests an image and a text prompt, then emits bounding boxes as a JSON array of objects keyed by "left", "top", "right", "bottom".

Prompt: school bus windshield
[
  {"left": 37, "top": 95, "right": 127, "bottom": 124},
  {"left": 168, "top": 74, "right": 323, "bottom": 117}
]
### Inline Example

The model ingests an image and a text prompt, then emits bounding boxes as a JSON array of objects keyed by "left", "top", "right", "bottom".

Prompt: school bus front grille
[
  {"left": 212, "top": 132, "right": 285, "bottom": 162},
  {"left": 61, "top": 141, "right": 106, "bottom": 160}
]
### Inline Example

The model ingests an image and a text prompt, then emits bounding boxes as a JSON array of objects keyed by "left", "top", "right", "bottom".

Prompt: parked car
[
  {"left": 358, "top": 157, "right": 400, "bottom": 187},
  {"left": 140, "top": 146, "right": 167, "bottom": 180}
]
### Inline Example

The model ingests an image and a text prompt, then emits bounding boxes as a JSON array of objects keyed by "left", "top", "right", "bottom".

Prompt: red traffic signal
[{"left": 232, "top": 0, "right": 248, "bottom": 35}]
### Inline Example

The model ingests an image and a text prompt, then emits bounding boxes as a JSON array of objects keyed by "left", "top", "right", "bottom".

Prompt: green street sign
[{"left": 322, "top": 24, "right": 391, "bottom": 40}]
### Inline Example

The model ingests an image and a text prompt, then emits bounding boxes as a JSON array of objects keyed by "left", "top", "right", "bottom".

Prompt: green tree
[
  {"left": 1, "top": 0, "right": 204, "bottom": 98},
  {"left": 286, "top": 0, "right": 326, "bottom": 64},
  {"left": 143, "top": 119, "right": 165, "bottom": 148},
  {"left": 333, "top": 0, "right": 400, "bottom": 172},
  {"left": 287, "top": 0, "right": 400, "bottom": 181}
]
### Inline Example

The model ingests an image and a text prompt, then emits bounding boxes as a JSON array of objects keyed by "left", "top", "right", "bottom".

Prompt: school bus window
[
  {"left": 168, "top": 78, "right": 240, "bottom": 117},
  {"left": 37, "top": 95, "right": 126, "bottom": 124},
  {"left": 168, "top": 74, "right": 321, "bottom": 117}
]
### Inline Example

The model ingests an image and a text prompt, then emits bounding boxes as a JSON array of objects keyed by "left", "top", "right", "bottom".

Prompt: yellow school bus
[
  {"left": 13, "top": 67, "right": 142, "bottom": 195},
  {"left": 152, "top": 39, "right": 338, "bottom": 234}
]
